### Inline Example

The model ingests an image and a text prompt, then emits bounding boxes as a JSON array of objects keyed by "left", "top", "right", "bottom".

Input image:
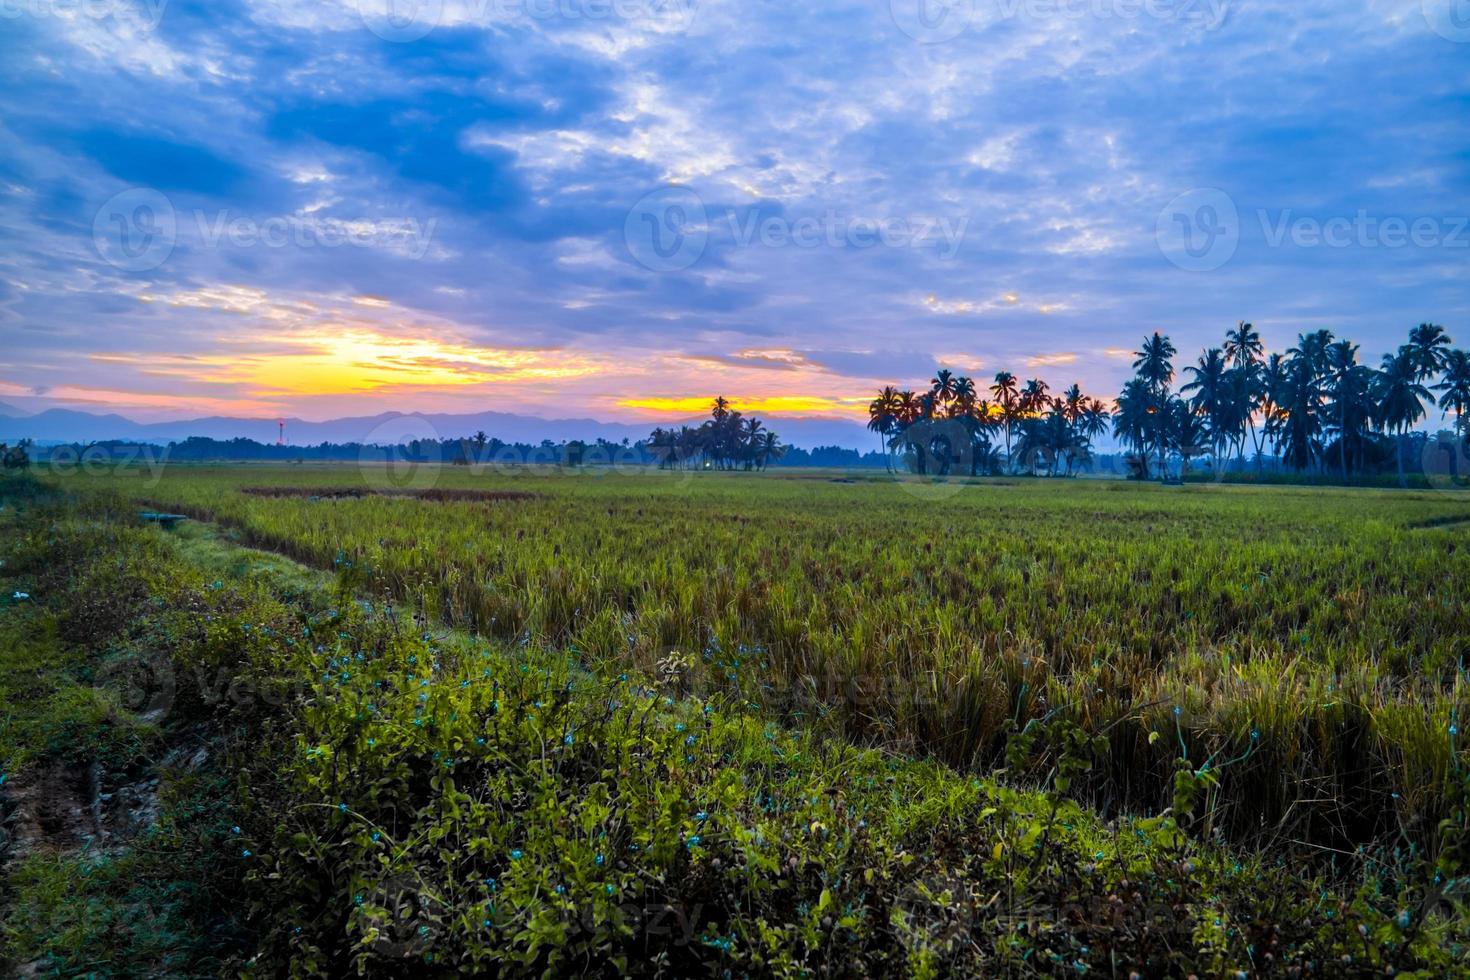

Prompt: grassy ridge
[
  {"left": 4, "top": 474, "right": 1468, "bottom": 975},
  {"left": 95, "top": 465, "right": 1470, "bottom": 853}
]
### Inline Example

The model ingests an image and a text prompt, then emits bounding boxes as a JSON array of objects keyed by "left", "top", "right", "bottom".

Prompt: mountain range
[{"left": 0, "top": 406, "right": 874, "bottom": 452}]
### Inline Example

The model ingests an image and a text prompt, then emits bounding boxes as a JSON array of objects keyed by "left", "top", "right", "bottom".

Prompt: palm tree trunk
[
  {"left": 1396, "top": 430, "right": 1406, "bottom": 489},
  {"left": 1339, "top": 405, "right": 1348, "bottom": 483}
]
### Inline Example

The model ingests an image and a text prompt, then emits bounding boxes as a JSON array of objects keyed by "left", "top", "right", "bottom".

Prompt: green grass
[
  {"left": 75, "top": 463, "right": 1470, "bottom": 855},
  {"left": 6, "top": 472, "right": 1469, "bottom": 976}
]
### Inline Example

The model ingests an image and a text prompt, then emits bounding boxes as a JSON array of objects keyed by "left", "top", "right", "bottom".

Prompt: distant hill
[
  {"left": 0, "top": 401, "right": 26, "bottom": 417},
  {"left": 0, "top": 407, "right": 872, "bottom": 451}
]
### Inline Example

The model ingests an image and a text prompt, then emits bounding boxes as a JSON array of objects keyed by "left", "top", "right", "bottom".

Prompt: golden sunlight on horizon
[{"left": 616, "top": 395, "right": 870, "bottom": 419}]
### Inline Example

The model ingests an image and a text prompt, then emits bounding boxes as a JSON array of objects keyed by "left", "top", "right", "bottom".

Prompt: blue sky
[{"left": 0, "top": 0, "right": 1467, "bottom": 424}]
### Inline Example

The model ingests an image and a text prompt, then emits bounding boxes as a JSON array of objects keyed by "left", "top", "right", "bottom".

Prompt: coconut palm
[
  {"left": 868, "top": 386, "right": 899, "bottom": 471},
  {"left": 1112, "top": 378, "right": 1155, "bottom": 479},
  {"left": 1131, "top": 332, "right": 1177, "bottom": 478},
  {"left": 1407, "top": 322, "right": 1451, "bottom": 382},
  {"left": 1224, "top": 320, "right": 1263, "bottom": 369},
  {"left": 1182, "top": 347, "right": 1229, "bottom": 466},
  {"left": 1324, "top": 339, "right": 1361, "bottom": 481},
  {"left": 952, "top": 375, "right": 977, "bottom": 417},
  {"left": 756, "top": 431, "right": 784, "bottom": 470},
  {"left": 1224, "top": 321, "right": 1266, "bottom": 470},
  {"left": 1133, "top": 332, "right": 1177, "bottom": 394},
  {"left": 1169, "top": 399, "right": 1210, "bottom": 481},
  {"left": 1259, "top": 353, "right": 1288, "bottom": 469},
  {"left": 1373, "top": 348, "right": 1432, "bottom": 488},
  {"left": 1434, "top": 349, "right": 1470, "bottom": 441},
  {"left": 930, "top": 369, "right": 957, "bottom": 410},
  {"left": 989, "top": 372, "right": 1019, "bottom": 468},
  {"left": 1020, "top": 377, "right": 1051, "bottom": 417}
]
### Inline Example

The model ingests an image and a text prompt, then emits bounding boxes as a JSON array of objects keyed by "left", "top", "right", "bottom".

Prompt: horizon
[{"left": 2, "top": 1, "right": 1467, "bottom": 426}]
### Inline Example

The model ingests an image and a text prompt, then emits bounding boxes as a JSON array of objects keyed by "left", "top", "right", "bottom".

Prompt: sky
[{"left": 0, "top": 0, "right": 1467, "bottom": 426}]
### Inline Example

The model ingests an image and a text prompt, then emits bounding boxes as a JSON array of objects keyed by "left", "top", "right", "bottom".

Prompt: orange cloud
[
  {"left": 1026, "top": 352, "right": 1079, "bottom": 368},
  {"left": 95, "top": 330, "right": 608, "bottom": 397}
]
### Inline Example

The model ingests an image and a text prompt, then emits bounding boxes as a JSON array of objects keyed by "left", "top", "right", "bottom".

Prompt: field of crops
[
  {"left": 80, "top": 464, "right": 1467, "bottom": 850},
  {"left": 5, "top": 465, "right": 1470, "bottom": 974}
]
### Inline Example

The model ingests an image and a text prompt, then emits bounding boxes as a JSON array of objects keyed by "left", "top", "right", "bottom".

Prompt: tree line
[
  {"left": 866, "top": 370, "right": 1112, "bottom": 476},
  {"left": 647, "top": 397, "right": 786, "bottom": 470},
  {"left": 867, "top": 323, "right": 1469, "bottom": 485},
  {"left": 1116, "top": 322, "right": 1468, "bottom": 485}
]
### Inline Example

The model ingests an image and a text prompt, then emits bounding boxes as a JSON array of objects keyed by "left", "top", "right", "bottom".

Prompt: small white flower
[{"left": 11, "top": 591, "right": 29, "bottom": 601}]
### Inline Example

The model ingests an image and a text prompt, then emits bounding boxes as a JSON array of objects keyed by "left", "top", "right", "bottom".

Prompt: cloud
[{"left": 0, "top": 0, "right": 1466, "bottom": 422}]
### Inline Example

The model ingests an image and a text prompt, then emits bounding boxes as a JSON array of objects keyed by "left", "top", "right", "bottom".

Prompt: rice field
[{"left": 90, "top": 463, "right": 1470, "bottom": 853}]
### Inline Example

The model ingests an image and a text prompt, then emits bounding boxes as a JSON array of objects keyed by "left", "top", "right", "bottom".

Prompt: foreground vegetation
[
  {"left": 4, "top": 473, "right": 1470, "bottom": 975},
  {"left": 62, "top": 465, "right": 1466, "bottom": 854}
]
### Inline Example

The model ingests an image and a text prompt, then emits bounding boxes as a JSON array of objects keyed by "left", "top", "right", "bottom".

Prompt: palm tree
[
  {"left": 1407, "top": 322, "right": 1451, "bottom": 382},
  {"left": 952, "top": 375, "right": 977, "bottom": 418},
  {"left": 1112, "top": 378, "right": 1154, "bottom": 480},
  {"left": 1324, "top": 339, "right": 1360, "bottom": 481},
  {"left": 1132, "top": 332, "right": 1177, "bottom": 479},
  {"left": 1224, "top": 320, "right": 1263, "bottom": 369},
  {"left": 868, "top": 386, "right": 899, "bottom": 471},
  {"left": 1133, "top": 332, "right": 1177, "bottom": 393},
  {"left": 896, "top": 390, "right": 921, "bottom": 427},
  {"left": 742, "top": 417, "right": 765, "bottom": 469},
  {"left": 1060, "top": 383, "right": 1085, "bottom": 421},
  {"left": 1275, "top": 335, "right": 1330, "bottom": 474},
  {"left": 931, "top": 369, "right": 957, "bottom": 411},
  {"left": 1260, "top": 352, "right": 1288, "bottom": 470},
  {"left": 1374, "top": 348, "right": 1432, "bottom": 488},
  {"left": 1434, "top": 349, "right": 1470, "bottom": 443},
  {"left": 1181, "top": 347, "right": 1229, "bottom": 467},
  {"left": 1169, "top": 400, "right": 1210, "bottom": 481},
  {"left": 1224, "top": 321, "right": 1265, "bottom": 471},
  {"left": 1080, "top": 398, "right": 1110, "bottom": 445},
  {"left": 757, "top": 431, "right": 784, "bottom": 470},
  {"left": 1020, "top": 377, "right": 1050, "bottom": 417},
  {"left": 989, "top": 372, "right": 1018, "bottom": 469}
]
